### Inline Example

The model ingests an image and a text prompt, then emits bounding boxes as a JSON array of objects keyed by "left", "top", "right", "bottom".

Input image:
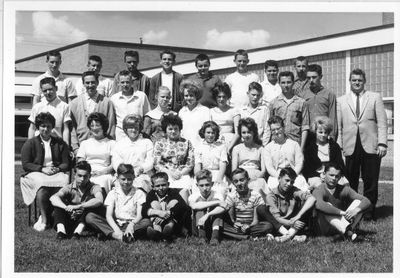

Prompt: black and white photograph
[{"left": 2, "top": 0, "right": 399, "bottom": 275}]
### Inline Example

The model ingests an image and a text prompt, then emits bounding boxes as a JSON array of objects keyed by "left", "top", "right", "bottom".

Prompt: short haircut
[
  {"left": 117, "top": 163, "right": 135, "bottom": 176},
  {"left": 231, "top": 167, "right": 250, "bottom": 180},
  {"left": 278, "top": 167, "right": 297, "bottom": 180},
  {"left": 264, "top": 60, "right": 279, "bottom": 69},
  {"left": 278, "top": 71, "right": 294, "bottom": 82},
  {"left": 81, "top": 71, "right": 99, "bottom": 83},
  {"left": 161, "top": 113, "right": 183, "bottom": 132},
  {"left": 211, "top": 82, "right": 231, "bottom": 100},
  {"left": 248, "top": 81, "right": 263, "bottom": 93},
  {"left": 324, "top": 161, "right": 343, "bottom": 174},
  {"left": 312, "top": 116, "right": 333, "bottom": 135},
  {"left": 234, "top": 49, "right": 248, "bottom": 60},
  {"left": 151, "top": 171, "right": 169, "bottom": 185},
  {"left": 88, "top": 55, "right": 102, "bottom": 65},
  {"left": 238, "top": 117, "right": 262, "bottom": 145},
  {"left": 268, "top": 115, "right": 285, "bottom": 128},
  {"left": 39, "top": 77, "right": 56, "bottom": 88},
  {"left": 198, "top": 121, "right": 220, "bottom": 141},
  {"left": 87, "top": 112, "right": 109, "bottom": 135},
  {"left": 122, "top": 114, "right": 143, "bottom": 132},
  {"left": 157, "top": 86, "right": 171, "bottom": 95},
  {"left": 195, "top": 53, "right": 210, "bottom": 66},
  {"left": 75, "top": 160, "right": 92, "bottom": 173},
  {"left": 160, "top": 50, "right": 176, "bottom": 61},
  {"left": 349, "top": 68, "right": 366, "bottom": 82},
  {"left": 119, "top": 69, "right": 132, "bottom": 78},
  {"left": 46, "top": 50, "right": 61, "bottom": 61},
  {"left": 124, "top": 50, "right": 139, "bottom": 61},
  {"left": 294, "top": 56, "right": 308, "bottom": 65},
  {"left": 195, "top": 169, "right": 213, "bottom": 182},
  {"left": 180, "top": 79, "right": 202, "bottom": 101},
  {"left": 34, "top": 112, "right": 56, "bottom": 129},
  {"left": 307, "top": 64, "right": 322, "bottom": 76}
]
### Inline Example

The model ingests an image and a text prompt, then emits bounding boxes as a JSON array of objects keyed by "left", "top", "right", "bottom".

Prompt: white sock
[
  {"left": 278, "top": 226, "right": 289, "bottom": 235},
  {"left": 73, "top": 223, "right": 85, "bottom": 234},
  {"left": 57, "top": 224, "right": 66, "bottom": 234},
  {"left": 212, "top": 226, "right": 220, "bottom": 230}
]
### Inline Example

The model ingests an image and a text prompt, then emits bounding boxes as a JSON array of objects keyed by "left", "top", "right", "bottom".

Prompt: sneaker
[
  {"left": 147, "top": 226, "right": 162, "bottom": 241},
  {"left": 266, "top": 233, "right": 275, "bottom": 242},
  {"left": 209, "top": 238, "right": 220, "bottom": 246},
  {"left": 153, "top": 224, "right": 162, "bottom": 233},
  {"left": 122, "top": 234, "right": 135, "bottom": 243},
  {"left": 56, "top": 232, "right": 68, "bottom": 240},
  {"left": 162, "top": 223, "right": 175, "bottom": 241},
  {"left": 275, "top": 234, "right": 292, "bottom": 243},
  {"left": 72, "top": 233, "right": 80, "bottom": 240},
  {"left": 33, "top": 216, "right": 46, "bottom": 232},
  {"left": 292, "top": 235, "right": 307, "bottom": 242}
]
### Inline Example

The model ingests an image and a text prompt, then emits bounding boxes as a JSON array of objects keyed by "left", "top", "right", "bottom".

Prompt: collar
[
  {"left": 44, "top": 70, "right": 63, "bottom": 80},
  {"left": 115, "top": 184, "right": 136, "bottom": 197},
  {"left": 262, "top": 73, "right": 278, "bottom": 86},
  {"left": 42, "top": 96, "right": 61, "bottom": 105},
  {"left": 196, "top": 72, "right": 213, "bottom": 80},
  {"left": 277, "top": 93, "right": 298, "bottom": 101},
  {"left": 86, "top": 92, "right": 99, "bottom": 101},
  {"left": 352, "top": 90, "right": 365, "bottom": 97}
]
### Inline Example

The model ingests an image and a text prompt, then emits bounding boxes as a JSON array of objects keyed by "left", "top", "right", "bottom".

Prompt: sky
[{"left": 15, "top": 10, "right": 384, "bottom": 60}]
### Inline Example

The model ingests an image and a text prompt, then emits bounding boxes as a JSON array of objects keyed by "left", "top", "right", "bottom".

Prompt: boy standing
[
  {"left": 266, "top": 167, "right": 316, "bottom": 242},
  {"left": 149, "top": 50, "right": 184, "bottom": 112},
  {"left": 142, "top": 172, "right": 191, "bottom": 241},
  {"left": 224, "top": 49, "right": 259, "bottom": 108},
  {"left": 300, "top": 64, "right": 337, "bottom": 140},
  {"left": 69, "top": 71, "right": 116, "bottom": 153},
  {"left": 188, "top": 170, "right": 225, "bottom": 244},
  {"left": 260, "top": 60, "right": 281, "bottom": 106},
  {"left": 85, "top": 164, "right": 151, "bottom": 242},
  {"left": 187, "top": 53, "right": 223, "bottom": 108},
  {"left": 270, "top": 71, "right": 310, "bottom": 151},
  {"left": 75, "top": 55, "right": 113, "bottom": 97},
  {"left": 292, "top": 56, "right": 310, "bottom": 96},
  {"left": 31, "top": 50, "right": 76, "bottom": 105},
  {"left": 313, "top": 162, "right": 371, "bottom": 241},
  {"left": 112, "top": 50, "right": 150, "bottom": 97},
  {"left": 110, "top": 70, "right": 151, "bottom": 141},
  {"left": 28, "top": 77, "right": 71, "bottom": 145},
  {"left": 239, "top": 82, "right": 270, "bottom": 146}
]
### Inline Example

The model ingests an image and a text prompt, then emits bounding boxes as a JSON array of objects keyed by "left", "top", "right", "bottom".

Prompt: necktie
[{"left": 356, "top": 93, "right": 360, "bottom": 118}]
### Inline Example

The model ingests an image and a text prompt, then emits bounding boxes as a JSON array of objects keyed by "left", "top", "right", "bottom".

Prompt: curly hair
[
  {"left": 211, "top": 82, "right": 231, "bottom": 100},
  {"left": 122, "top": 114, "right": 143, "bottom": 132},
  {"left": 34, "top": 112, "right": 55, "bottom": 129},
  {"left": 238, "top": 117, "right": 262, "bottom": 145},
  {"left": 198, "top": 121, "right": 220, "bottom": 141},
  {"left": 161, "top": 113, "right": 183, "bottom": 133},
  {"left": 87, "top": 112, "right": 109, "bottom": 135}
]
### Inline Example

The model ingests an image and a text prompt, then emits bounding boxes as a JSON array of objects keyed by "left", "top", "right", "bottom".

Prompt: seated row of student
[{"left": 21, "top": 112, "right": 71, "bottom": 231}]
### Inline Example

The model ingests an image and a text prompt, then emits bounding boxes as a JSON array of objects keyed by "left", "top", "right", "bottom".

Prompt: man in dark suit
[{"left": 337, "top": 68, "right": 387, "bottom": 220}]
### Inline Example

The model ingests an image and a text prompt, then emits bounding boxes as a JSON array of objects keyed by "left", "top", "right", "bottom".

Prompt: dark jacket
[
  {"left": 21, "top": 135, "right": 71, "bottom": 175},
  {"left": 148, "top": 71, "right": 184, "bottom": 112},
  {"left": 303, "top": 135, "right": 345, "bottom": 179}
]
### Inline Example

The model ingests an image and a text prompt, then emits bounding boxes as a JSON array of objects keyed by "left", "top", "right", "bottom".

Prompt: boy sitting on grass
[
  {"left": 85, "top": 164, "right": 151, "bottom": 242},
  {"left": 142, "top": 172, "right": 191, "bottom": 241},
  {"left": 222, "top": 168, "right": 273, "bottom": 240},
  {"left": 188, "top": 169, "right": 226, "bottom": 245},
  {"left": 266, "top": 167, "right": 316, "bottom": 242},
  {"left": 312, "top": 162, "right": 371, "bottom": 242}
]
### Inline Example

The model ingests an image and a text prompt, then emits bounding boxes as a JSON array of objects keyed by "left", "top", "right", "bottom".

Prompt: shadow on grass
[{"left": 375, "top": 205, "right": 393, "bottom": 220}]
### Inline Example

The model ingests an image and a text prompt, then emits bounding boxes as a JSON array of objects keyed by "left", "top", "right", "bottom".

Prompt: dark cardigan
[
  {"left": 21, "top": 135, "right": 71, "bottom": 175},
  {"left": 303, "top": 136, "right": 345, "bottom": 179},
  {"left": 148, "top": 71, "right": 184, "bottom": 112}
]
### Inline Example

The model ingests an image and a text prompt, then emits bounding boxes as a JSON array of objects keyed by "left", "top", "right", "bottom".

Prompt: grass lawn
[{"left": 13, "top": 165, "right": 393, "bottom": 272}]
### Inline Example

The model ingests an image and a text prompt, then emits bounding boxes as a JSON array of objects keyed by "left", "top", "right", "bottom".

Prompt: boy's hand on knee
[
  {"left": 293, "top": 220, "right": 305, "bottom": 230},
  {"left": 198, "top": 214, "right": 209, "bottom": 226}
]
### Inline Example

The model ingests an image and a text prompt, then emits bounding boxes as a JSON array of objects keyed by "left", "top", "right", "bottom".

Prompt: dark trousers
[
  {"left": 345, "top": 133, "right": 381, "bottom": 206},
  {"left": 191, "top": 207, "right": 223, "bottom": 237},
  {"left": 53, "top": 206, "right": 106, "bottom": 235},
  {"left": 85, "top": 213, "right": 151, "bottom": 239}
]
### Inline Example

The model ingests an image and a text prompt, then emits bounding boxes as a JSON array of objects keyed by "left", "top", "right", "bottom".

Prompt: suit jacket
[
  {"left": 148, "top": 71, "right": 184, "bottom": 112},
  {"left": 337, "top": 91, "right": 387, "bottom": 156}
]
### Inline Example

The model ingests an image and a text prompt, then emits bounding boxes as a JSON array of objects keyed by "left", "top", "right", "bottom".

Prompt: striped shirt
[{"left": 226, "top": 190, "right": 264, "bottom": 224}]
